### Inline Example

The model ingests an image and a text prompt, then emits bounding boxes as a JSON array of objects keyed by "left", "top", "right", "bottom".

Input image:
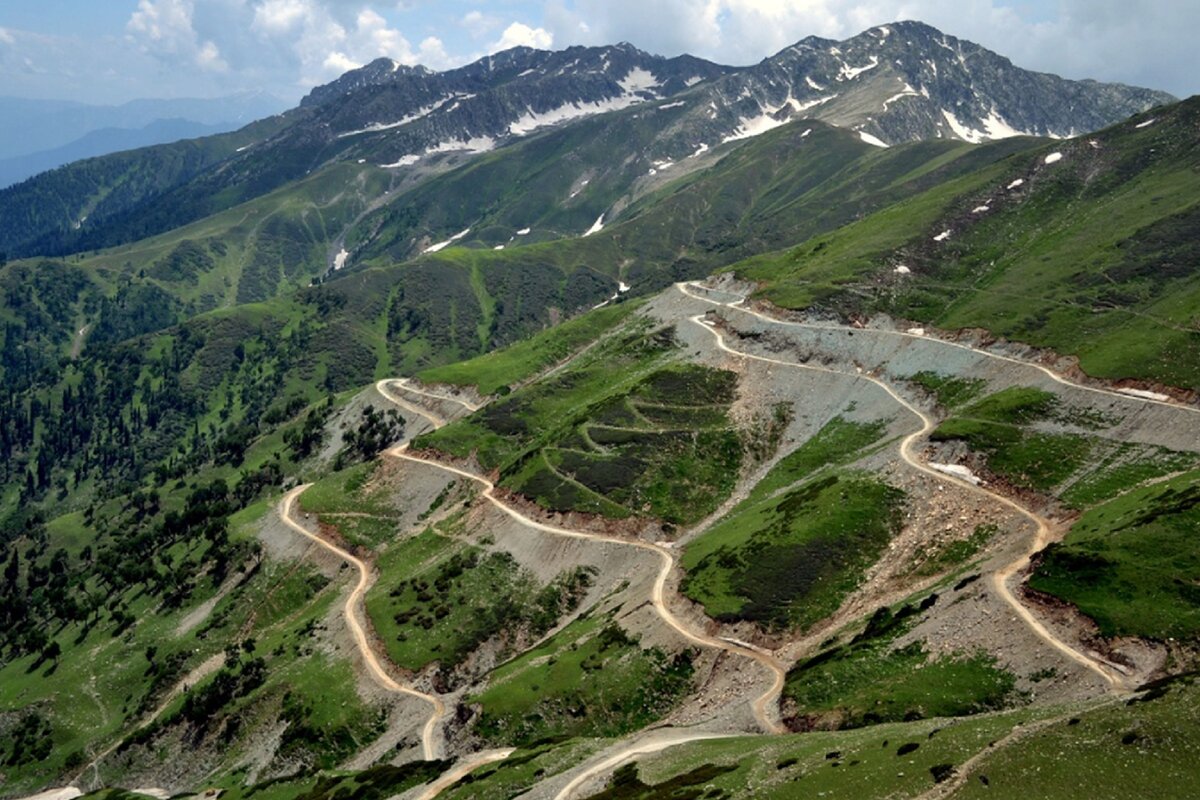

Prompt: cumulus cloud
[
  {"left": 491, "top": 22, "right": 554, "bottom": 52},
  {"left": 461, "top": 10, "right": 501, "bottom": 37},
  {"left": 126, "top": 0, "right": 229, "bottom": 72},
  {"left": 124, "top": 0, "right": 461, "bottom": 90}
]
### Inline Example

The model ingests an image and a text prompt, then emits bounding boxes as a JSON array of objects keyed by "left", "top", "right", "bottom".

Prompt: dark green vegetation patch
[
  {"left": 1030, "top": 471, "right": 1200, "bottom": 639},
  {"left": 584, "top": 761, "right": 741, "bottom": 799},
  {"left": 683, "top": 472, "right": 905, "bottom": 630},
  {"left": 931, "top": 387, "right": 1198, "bottom": 502},
  {"left": 470, "top": 615, "right": 696, "bottom": 747},
  {"left": 420, "top": 331, "right": 749, "bottom": 525},
  {"left": 365, "top": 528, "right": 593, "bottom": 679},
  {"left": 931, "top": 387, "right": 1091, "bottom": 491},
  {"left": 783, "top": 594, "right": 1016, "bottom": 730},
  {"left": 906, "top": 371, "right": 986, "bottom": 409}
]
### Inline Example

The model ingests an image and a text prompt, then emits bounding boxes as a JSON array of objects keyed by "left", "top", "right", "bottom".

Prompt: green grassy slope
[
  {"left": 353, "top": 118, "right": 1039, "bottom": 296},
  {"left": 735, "top": 96, "right": 1200, "bottom": 390},
  {"left": 416, "top": 326, "right": 762, "bottom": 525},
  {"left": 1030, "top": 470, "right": 1200, "bottom": 639}
]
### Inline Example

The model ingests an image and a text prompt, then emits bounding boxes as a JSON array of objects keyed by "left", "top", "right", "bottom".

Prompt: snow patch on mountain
[
  {"left": 509, "top": 95, "right": 642, "bottom": 135},
  {"left": 838, "top": 56, "right": 878, "bottom": 81},
  {"left": 930, "top": 463, "right": 982, "bottom": 485},
  {"left": 381, "top": 154, "right": 421, "bottom": 168},
  {"left": 859, "top": 130, "right": 889, "bottom": 148},
  {"left": 427, "top": 135, "right": 496, "bottom": 154},
  {"left": 883, "top": 83, "right": 919, "bottom": 110},
  {"left": 337, "top": 98, "right": 449, "bottom": 138},
  {"left": 583, "top": 214, "right": 605, "bottom": 236},
  {"left": 722, "top": 113, "right": 788, "bottom": 143},
  {"left": 940, "top": 108, "right": 1035, "bottom": 143},
  {"left": 619, "top": 67, "right": 661, "bottom": 94},
  {"left": 424, "top": 228, "right": 471, "bottom": 253},
  {"left": 1118, "top": 388, "right": 1170, "bottom": 402}
]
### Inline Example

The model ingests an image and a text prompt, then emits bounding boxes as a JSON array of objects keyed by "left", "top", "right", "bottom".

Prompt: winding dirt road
[
  {"left": 278, "top": 487, "right": 445, "bottom": 759},
  {"left": 678, "top": 284, "right": 1130, "bottom": 688},
  {"left": 289, "top": 289, "right": 1155, "bottom": 795},
  {"left": 414, "top": 748, "right": 516, "bottom": 800},
  {"left": 378, "top": 412, "right": 788, "bottom": 733},
  {"left": 276, "top": 377, "right": 782, "bottom": 798},
  {"left": 677, "top": 282, "right": 1198, "bottom": 417},
  {"left": 551, "top": 730, "right": 733, "bottom": 800},
  {"left": 376, "top": 378, "right": 787, "bottom": 733}
]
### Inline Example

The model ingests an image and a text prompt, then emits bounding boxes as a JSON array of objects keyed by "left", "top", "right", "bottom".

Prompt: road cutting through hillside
[
  {"left": 376, "top": 378, "right": 788, "bottom": 734},
  {"left": 381, "top": 440, "right": 789, "bottom": 735},
  {"left": 678, "top": 286, "right": 1130, "bottom": 689},
  {"left": 677, "top": 281, "right": 1199, "bottom": 417},
  {"left": 414, "top": 748, "right": 516, "bottom": 800},
  {"left": 278, "top": 487, "right": 445, "bottom": 760},
  {"left": 550, "top": 730, "right": 734, "bottom": 800},
  {"left": 277, "top": 378, "right": 784, "bottom": 798}
]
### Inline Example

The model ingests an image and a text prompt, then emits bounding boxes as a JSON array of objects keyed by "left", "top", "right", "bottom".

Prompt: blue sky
[{"left": 0, "top": 1, "right": 1194, "bottom": 104}]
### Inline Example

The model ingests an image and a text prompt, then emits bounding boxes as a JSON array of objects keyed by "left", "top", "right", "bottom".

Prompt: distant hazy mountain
[
  {"left": 0, "top": 118, "right": 242, "bottom": 189},
  {"left": 0, "top": 92, "right": 286, "bottom": 161}
]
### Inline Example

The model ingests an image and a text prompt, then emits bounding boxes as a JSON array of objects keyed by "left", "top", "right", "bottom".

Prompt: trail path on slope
[
  {"left": 72, "top": 653, "right": 224, "bottom": 790},
  {"left": 380, "top": 440, "right": 788, "bottom": 734},
  {"left": 678, "top": 282, "right": 1199, "bottom": 417},
  {"left": 551, "top": 730, "right": 733, "bottom": 800},
  {"left": 678, "top": 283, "right": 1130, "bottom": 688},
  {"left": 371, "top": 378, "right": 790, "bottom": 791},
  {"left": 278, "top": 487, "right": 445, "bottom": 760},
  {"left": 414, "top": 748, "right": 515, "bottom": 800}
]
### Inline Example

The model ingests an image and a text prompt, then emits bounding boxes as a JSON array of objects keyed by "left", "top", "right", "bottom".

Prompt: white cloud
[
  {"left": 462, "top": 10, "right": 501, "bottom": 37},
  {"left": 418, "top": 36, "right": 453, "bottom": 68},
  {"left": 126, "top": 0, "right": 230, "bottom": 72},
  {"left": 251, "top": 0, "right": 312, "bottom": 34},
  {"left": 491, "top": 22, "right": 554, "bottom": 52},
  {"left": 195, "top": 39, "right": 229, "bottom": 72},
  {"left": 0, "top": 27, "right": 14, "bottom": 46}
]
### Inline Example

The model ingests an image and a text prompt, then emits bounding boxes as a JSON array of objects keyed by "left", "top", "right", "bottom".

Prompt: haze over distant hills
[{"left": 0, "top": 92, "right": 287, "bottom": 186}]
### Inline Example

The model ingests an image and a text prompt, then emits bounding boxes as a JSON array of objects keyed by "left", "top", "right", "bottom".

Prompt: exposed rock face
[
  {"left": 707, "top": 20, "right": 1174, "bottom": 147},
  {"left": 296, "top": 44, "right": 732, "bottom": 164},
  {"left": 294, "top": 20, "right": 1173, "bottom": 164}
]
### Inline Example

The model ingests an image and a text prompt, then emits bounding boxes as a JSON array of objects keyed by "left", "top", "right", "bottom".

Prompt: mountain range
[{"left": 0, "top": 21, "right": 1170, "bottom": 260}]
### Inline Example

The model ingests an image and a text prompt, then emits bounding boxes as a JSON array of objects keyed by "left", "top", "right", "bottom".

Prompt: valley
[
  {"left": 97, "top": 276, "right": 1186, "bottom": 799},
  {"left": 0, "top": 16, "right": 1197, "bottom": 800}
]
